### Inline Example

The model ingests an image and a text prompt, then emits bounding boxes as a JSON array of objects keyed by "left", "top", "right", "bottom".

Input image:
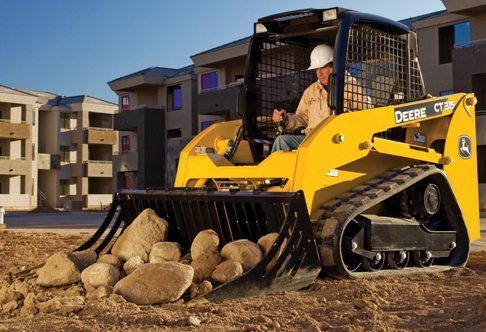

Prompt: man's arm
[{"left": 285, "top": 90, "right": 309, "bottom": 130}]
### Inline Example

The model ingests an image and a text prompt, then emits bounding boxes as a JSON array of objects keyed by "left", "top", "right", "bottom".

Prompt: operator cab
[{"left": 233, "top": 8, "right": 427, "bottom": 163}]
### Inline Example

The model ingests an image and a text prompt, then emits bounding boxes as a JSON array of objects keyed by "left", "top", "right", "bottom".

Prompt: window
[
  {"left": 59, "top": 179, "right": 69, "bottom": 195},
  {"left": 167, "top": 128, "right": 182, "bottom": 138},
  {"left": 121, "top": 95, "right": 130, "bottom": 111},
  {"left": 201, "top": 120, "right": 218, "bottom": 131},
  {"left": 439, "top": 21, "right": 470, "bottom": 64},
  {"left": 121, "top": 135, "right": 130, "bottom": 152},
  {"left": 124, "top": 174, "right": 132, "bottom": 189},
  {"left": 60, "top": 146, "right": 70, "bottom": 163},
  {"left": 201, "top": 72, "right": 218, "bottom": 91},
  {"left": 168, "top": 85, "right": 182, "bottom": 111},
  {"left": 60, "top": 113, "right": 70, "bottom": 129},
  {"left": 454, "top": 21, "right": 470, "bottom": 48},
  {"left": 439, "top": 25, "right": 454, "bottom": 64}
]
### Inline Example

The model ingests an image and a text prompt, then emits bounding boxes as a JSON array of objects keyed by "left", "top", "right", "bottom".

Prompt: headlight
[
  {"left": 254, "top": 23, "right": 268, "bottom": 34},
  {"left": 322, "top": 8, "right": 338, "bottom": 22}
]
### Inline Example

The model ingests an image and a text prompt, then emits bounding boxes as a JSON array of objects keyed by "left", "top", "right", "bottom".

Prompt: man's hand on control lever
[{"left": 272, "top": 109, "right": 286, "bottom": 123}]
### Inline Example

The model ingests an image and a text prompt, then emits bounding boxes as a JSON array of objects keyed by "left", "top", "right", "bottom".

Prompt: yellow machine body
[{"left": 175, "top": 93, "right": 480, "bottom": 243}]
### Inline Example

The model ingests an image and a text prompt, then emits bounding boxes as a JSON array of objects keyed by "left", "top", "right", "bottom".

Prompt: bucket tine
[
  {"left": 75, "top": 195, "right": 120, "bottom": 252},
  {"left": 92, "top": 210, "right": 123, "bottom": 254}
]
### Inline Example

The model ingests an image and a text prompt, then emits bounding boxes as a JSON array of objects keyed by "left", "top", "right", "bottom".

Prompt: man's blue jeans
[{"left": 271, "top": 135, "right": 305, "bottom": 153}]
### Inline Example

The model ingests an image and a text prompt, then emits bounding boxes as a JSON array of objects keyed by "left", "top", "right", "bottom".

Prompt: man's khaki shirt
[{"left": 285, "top": 77, "right": 371, "bottom": 132}]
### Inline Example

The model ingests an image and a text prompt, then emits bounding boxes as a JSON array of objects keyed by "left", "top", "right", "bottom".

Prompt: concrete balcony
[
  {"left": 84, "top": 127, "right": 117, "bottom": 145},
  {"left": 38, "top": 153, "right": 60, "bottom": 170},
  {"left": 83, "top": 160, "right": 112, "bottom": 177},
  {"left": 0, "top": 120, "right": 30, "bottom": 140},
  {"left": 59, "top": 130, "right": 73, "bottom": 146},
  {"left": 198, "top": 83, "right": 243, "bottom": 117},
  {"left": 113, "top": 151, "right": 138, "bottom": 172},
  {"left": 114, "top": 107, "right": 164, "bottom": 131},
  {"left": 0, "top": 158, "right": 30, "bottom": 175}
]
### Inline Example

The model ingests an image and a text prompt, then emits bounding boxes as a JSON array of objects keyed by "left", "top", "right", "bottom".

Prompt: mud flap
[{"left": 75, "top": 189, "right": 321, "bottom": 301}]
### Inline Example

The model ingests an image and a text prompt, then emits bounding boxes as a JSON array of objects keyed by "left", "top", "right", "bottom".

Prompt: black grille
[
  {"left": 346, "top": 24, "right": 425, "bottom": 110},
  {"left": 117, "top": 190, "right": 294, "bottom": 250},
  {"left": 346, "top": 24, "right": 425, "bottom": 141},
  {"left": 255, "top": 41, "right": 315, "bottom": 140}
]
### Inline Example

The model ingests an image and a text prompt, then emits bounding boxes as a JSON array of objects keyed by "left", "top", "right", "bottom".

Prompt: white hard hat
[{"left": 308, "top": 44, "right": 334, "bottom": 70}]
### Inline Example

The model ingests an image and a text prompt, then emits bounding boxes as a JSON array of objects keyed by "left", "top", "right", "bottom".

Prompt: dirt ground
[{"left": 0, "top": 231, "right": 484, "bottom": 332}]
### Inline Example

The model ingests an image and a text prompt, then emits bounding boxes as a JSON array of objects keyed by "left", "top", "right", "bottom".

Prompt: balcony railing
[
  {"left": 113, "top": 150, "right": 136, "bottom": 155},
  {"left": 198, "top": 82, "right": 243, "bottom": 116},
  {"left": 0, "top": 156, "right": 26, "bottom": 160},
  {"left": 83, "top": 160, "right": 112, "bottom": 164},
  {"left": 83, "top": 126, "right": 113, "bottom": 131},
  {"left": 455, "top": 38, "right": 486, "bottom": 49},
  {"left": 0, "top": 119, "right": 28, "bottom": 124},
  {"left": 199, "top": 81, "right": 243, "bottom": 94}
]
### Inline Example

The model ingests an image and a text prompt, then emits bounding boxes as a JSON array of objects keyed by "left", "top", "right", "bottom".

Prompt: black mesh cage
[
  {"left": 254, "top": 40, "right": 315, "bottom": 140},
  {"left": 345, "top": 24, "right": 425, "bottom": 110}
]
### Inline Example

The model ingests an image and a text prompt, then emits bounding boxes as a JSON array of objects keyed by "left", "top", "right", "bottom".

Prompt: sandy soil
[{"left": 0, "top": 231, "right": 485, "bottom": 332}]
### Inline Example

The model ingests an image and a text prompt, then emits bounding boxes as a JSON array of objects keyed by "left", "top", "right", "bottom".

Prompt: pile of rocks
[{"left": 0, "top": 208, "right": 281, "bottom": 315}]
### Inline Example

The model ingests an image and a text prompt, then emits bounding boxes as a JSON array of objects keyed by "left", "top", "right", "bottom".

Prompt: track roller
[
  {"left": 386, "top": 251, "right": 409, "bottom": 269},
  {"left": 412, "top": 250, "right": 434, "bottom": 267},
  {"left": 362, "top": 252, "right": 385, "bottom": 271}
]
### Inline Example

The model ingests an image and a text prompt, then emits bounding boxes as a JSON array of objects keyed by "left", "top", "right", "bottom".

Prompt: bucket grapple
[{"left": 75, "top": 190, "right": 321, "bottom": 301}]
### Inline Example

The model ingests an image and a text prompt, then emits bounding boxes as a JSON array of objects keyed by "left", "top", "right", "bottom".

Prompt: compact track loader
[{"left": 65, "top": 8, "right": 480, "bottom": 302}]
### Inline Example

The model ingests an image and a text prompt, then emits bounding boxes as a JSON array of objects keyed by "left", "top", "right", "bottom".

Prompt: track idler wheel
[
  {"left": 386, "top": 250, "right": 409, "bottom": 269},
  {"left": 362, "top": 252, "right": 385, "bottom": 272},
  {"left": 412, "top": 250, "right": 434, "bottom": 267},
  {"left": 341, "top": 220, "right": 362, "bottom": 272}
]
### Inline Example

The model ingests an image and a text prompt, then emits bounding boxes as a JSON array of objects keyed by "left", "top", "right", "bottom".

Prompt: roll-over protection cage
[{"left": 243, "top": 8, "right": 427, "bottom": 161}]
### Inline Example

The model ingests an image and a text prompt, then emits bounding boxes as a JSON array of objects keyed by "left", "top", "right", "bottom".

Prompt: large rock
[
  {"left": 111, "top": 208, "right": 169, "bottom": 261},
  {"left": 191, "top": 250, "right": 222, "bottom": 283},
  {"left": 81, "top": 263, "right": 120, "bottom": 290},
  {"left": 257, "top": 233, "right": 283, "bottom": 271},
  {"left": 149, "top": 242, "right": 182, "bottom": 263},
  {"left": 123, "top": 256, "right": 145, "bottom": 275},
  {"left": 36, "top": 252, "right": 81, "bottom": 287},
  {"left": 221, "top": 239, "right": 263, "bottom": 271},
  {"left": 97, "top": 254, "right": 122, "bottom": 268},
  {"left": 212, "top": 260, "right": 244, "bottom": 283},
  {"left": 191, "top": 230, "right": 219, "bottom": 261},
  {"left": 114, "top": 262, "right": 194, "bottom": 305},
  {"left": 257, "top": 233, "right": 279, "bottom": 256},
  {"left": 72, "top": 249, "right": 97, "bottom": 270}
]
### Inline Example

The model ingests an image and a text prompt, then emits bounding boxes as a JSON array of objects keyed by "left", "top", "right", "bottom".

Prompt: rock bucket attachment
[{"left": 76, "top": 189, "right": 321, "bottom": 301}]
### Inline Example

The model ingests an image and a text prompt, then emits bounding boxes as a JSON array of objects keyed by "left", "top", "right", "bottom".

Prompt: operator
[{"left": 271, "top": 44, "right": 371, "bottom": 152}]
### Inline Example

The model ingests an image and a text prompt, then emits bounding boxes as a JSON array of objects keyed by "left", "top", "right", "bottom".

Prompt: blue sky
[{"left": 0, "top": 0, "right": 446, "bottom": 103}]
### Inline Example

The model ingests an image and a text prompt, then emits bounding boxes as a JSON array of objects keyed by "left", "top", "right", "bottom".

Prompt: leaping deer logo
[{"left": 459, "top": 136, "right": 471, "bottom": 159}]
